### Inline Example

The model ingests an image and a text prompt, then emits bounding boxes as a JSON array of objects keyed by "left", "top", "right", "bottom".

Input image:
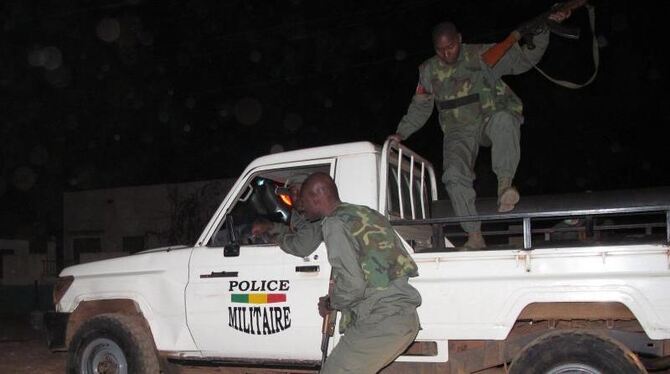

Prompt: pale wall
[{"left": 63, "top": 178, "right": 234, "bottom": 266}]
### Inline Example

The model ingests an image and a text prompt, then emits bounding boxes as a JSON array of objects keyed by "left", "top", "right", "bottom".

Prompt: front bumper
[{"left": 44, "top": 312, "right": 70, "bottom": 351}]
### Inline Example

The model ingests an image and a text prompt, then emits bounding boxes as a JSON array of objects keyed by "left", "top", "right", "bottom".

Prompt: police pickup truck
[{"left": 46, "top": 140, "right": 670, "bottom": 373}]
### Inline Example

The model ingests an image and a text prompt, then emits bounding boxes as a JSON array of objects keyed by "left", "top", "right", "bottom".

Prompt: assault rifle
[
  {"left": 482, "top": 0, "right": 587, "bottom": 67},
  {"left": 320, "top": 278, "right": 337, "bottom": 367}
]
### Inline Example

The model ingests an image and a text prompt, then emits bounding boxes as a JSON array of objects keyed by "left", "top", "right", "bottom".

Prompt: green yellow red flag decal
[{"left": 231, "top": 293, "right": 287, "bottom": 304}]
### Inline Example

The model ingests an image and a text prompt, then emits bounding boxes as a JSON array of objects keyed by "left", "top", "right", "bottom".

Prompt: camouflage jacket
[
  {"left": 322, "top": 203, "right": 421, "bottom": 332},
  {"left": 397, "top": 30, "right": 550, "bottom": 138}
]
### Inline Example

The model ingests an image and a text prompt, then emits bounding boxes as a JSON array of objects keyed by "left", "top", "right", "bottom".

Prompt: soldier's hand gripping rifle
[
  {"left": 482, "top": 0, "right": 587, "bottom": 67},
  {"left": 320, "top": 278, "right": 337, "bottom": 367}
]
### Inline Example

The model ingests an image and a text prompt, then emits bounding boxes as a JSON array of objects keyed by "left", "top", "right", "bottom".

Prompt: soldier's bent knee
[{"left": 490, "top": 111, "right": 520, "bottom": 128}]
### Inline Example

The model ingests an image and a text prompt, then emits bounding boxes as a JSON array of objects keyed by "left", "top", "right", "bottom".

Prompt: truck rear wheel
[
  {"left": 67, "top": 313, "right": 161, "bottom": 374},
  {"left": 509, "top": 330, "right": 647, "bottom": 374}
]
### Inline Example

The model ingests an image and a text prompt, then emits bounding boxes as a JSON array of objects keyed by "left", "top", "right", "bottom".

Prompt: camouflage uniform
[
  {"left": 396, "top": 30, "right": 550, "bottom": 233},
  {"left": 320, "top": 203, "right": 421, "bottom": 374},
  {"left": 269, "top": 210, "right": 322, "bottom": 257}
]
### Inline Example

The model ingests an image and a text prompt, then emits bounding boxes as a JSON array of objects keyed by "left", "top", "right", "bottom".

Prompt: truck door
[
  {"left": 185, "top": 163, "right": 333, "bottom": 362},
  {"left": 186, "top": 243, "right": 330, "bottom": 361}
]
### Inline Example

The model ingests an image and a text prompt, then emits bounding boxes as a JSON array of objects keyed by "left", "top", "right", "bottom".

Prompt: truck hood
[
  {"left": 136, "top": 244, "right": 189, "bottom": 254},
  {"left": 60, "top": 245, "right": 193, "bottom": 278}
]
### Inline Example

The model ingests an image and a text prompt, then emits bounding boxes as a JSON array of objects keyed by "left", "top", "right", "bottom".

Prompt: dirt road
[
  {"left": 0, "top": 313, "right": 316, "bottom": 374},
  {"left": 0, "top": 314, "right": 66, "bottom": 374}
]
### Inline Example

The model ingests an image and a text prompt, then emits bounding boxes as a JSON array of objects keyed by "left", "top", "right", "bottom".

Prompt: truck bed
[
  {"left": 430, "top": 186, "right": 670, "bottom": 220},
  {"left": 392, "top": 186, "right": 670, "bottom": 250}
]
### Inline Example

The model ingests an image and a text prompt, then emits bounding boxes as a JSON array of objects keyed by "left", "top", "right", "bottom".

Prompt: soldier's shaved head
[
  {"left": 432, "top": 21, "right": 462, "bottom": 65},
  {"left": 300, "top": 172, "right": 340, "bottom": 219},
  {"left": 432, "top": 21, "right": 459, "bottom": 44}
]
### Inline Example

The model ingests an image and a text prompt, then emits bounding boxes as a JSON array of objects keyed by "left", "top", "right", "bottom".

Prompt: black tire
[
  {"left": 67, "top": 313, "right": 161, "bottom": 374},
  {"left": 509, "top": 330, "right": 647, "bottom": 374}
]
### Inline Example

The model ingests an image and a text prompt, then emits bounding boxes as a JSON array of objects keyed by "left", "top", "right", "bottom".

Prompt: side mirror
[
  {"left": 224, "top": 243, "right": 240, "bottom": 257},
  {"left": 223, "top": 215, "right": 240, "bottom": 257}
]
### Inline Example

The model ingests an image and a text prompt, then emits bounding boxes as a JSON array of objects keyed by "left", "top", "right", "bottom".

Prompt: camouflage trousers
[
  {"left": 442, "top": 111, "right": 521, "bottom": 233},
  {"left": 320, "top": 309, "right": 420, "bottom": 374}
]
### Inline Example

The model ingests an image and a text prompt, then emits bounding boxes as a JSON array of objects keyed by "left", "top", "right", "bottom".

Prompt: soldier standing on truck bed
[
  {"left": 300, "top": 172, "right": 421, "bottom": 374},
  {"left": 388, "top": 10, "right": 572, "bottom": 250}
]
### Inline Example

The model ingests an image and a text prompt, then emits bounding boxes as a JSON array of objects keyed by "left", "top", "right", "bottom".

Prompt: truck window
[{"left": 208, "top": 164, "right": 330, "bottom": 248}]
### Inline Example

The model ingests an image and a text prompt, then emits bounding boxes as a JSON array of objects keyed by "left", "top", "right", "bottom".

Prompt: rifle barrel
[{"left": 481, "top": 0, "right": 587, "bottom": 67}]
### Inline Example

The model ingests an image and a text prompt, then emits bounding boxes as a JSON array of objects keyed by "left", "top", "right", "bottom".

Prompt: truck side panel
[{"left": 410, "top": 244, "right": 670, "bottom": 346}]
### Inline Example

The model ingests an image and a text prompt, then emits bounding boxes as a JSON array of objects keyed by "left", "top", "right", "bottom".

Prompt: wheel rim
[
  {"left": 548, "top": 363, "right": 602, "bottom": 374},
  {"left": 80, "top": 337, "right": 128, "bottom": 374}
]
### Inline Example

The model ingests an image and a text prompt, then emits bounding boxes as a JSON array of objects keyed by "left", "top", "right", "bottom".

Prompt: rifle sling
[
  {"left": 525, "top": 4, "right": 598, "bottom": 89},
  {"left": 437, "top": 93, "right": 480, "bottom": 110}
]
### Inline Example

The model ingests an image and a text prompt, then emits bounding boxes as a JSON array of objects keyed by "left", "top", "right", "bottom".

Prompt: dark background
[{"left": 1, "top": 0, "right": 667, "bottom": 247}]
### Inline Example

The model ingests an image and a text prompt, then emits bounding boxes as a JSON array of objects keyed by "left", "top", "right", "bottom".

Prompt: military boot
[
  {"left": 498, "top": 177, "right": 520, "bottom": 213},
  {"left": 464, "top": 231, "right": 486, "bottom": 250}
]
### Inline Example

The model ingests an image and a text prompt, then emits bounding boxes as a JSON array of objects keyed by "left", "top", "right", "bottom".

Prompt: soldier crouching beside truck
[{"left": 299, "top": 172, "right": 421, "bottom": 374}]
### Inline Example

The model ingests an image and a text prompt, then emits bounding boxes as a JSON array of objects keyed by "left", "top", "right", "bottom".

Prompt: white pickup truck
[{"left": 46, "top": 141, "right": 670, "bottom": 374}]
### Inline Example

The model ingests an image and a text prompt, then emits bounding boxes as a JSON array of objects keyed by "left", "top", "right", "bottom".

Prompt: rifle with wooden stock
[
  {"left": 482, "top": 0, "right": 587, "bottom": 67},
  {"left": 320, "top": 277, "right": 337, "bottom": 367}
]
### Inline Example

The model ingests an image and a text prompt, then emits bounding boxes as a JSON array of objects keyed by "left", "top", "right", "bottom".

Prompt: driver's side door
[
  {"left": 185, "top": 161, "right": 334, "bottom": 362},
  {"left": 185, "top": 242, "right": 330, "bottom": 361}
]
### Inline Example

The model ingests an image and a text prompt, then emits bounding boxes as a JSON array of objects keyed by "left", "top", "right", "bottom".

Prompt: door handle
[
  {"left": 295, "top": 265, "right": 319, "bottom": 273},
  {"left": 200, "top": 271, "right": 239, "bottom": 278}
]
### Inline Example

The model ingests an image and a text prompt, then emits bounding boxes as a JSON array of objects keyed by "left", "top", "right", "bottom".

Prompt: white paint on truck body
[
  {"left": 55, "top": 141, "right": 670, "bottom": 365},
  {"left": 59, "top": 247, "right": 199, "bottom": 352}
]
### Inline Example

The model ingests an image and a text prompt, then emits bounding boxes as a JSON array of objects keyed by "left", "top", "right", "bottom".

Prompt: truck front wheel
[
  {"left": 509, "top": 330, "right": 647, "bottom": 374},
  {"left": 67, "top": 313, "right": 161, "bottom": 374}
]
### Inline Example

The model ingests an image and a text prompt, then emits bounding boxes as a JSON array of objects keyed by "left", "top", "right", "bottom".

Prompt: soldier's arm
[
  {"left": 268, "top": 222, "right": 289, "bottom": 236},
  {"left": 395, "top": 67, "right": 435, "bottom": 140},
  {"left": 487, "top": 29, "right": 551, "bottom": 78},
  {"left": 322, "top": 218, "right": 367, "bottom": 310},
  {"left": 278, "top": 213, "right": 322, "bottom": 257}
]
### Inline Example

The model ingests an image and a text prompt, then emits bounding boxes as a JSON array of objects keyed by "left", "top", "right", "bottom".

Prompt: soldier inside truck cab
[{"left": 251, "top": 172, "right": 323, "bottom": 257}]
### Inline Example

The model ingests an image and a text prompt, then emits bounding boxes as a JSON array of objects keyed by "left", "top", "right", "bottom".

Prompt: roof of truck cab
[{"left": 246, "top": 141, "right": 380, "bottom": 169}]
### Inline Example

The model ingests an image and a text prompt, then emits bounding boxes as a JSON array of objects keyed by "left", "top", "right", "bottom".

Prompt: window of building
[
  {"left": 123, "top": 236, "right": 145, "bottom": 253},
  {"left": 72, "top": 237, "right": 101, "bottom": 253},
  {"left": 0, "top": 249, "right": 14, "bottom": 279}
]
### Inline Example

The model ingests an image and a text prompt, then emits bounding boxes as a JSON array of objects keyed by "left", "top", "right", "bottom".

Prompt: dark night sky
[{"left": 1, "top": 0, "right": 668, "bottom": 241}]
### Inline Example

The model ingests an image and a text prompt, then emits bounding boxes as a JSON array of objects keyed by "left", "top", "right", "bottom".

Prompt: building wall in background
[{"left": 63, "top": 178, "right": 234, "bottom": 266}]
